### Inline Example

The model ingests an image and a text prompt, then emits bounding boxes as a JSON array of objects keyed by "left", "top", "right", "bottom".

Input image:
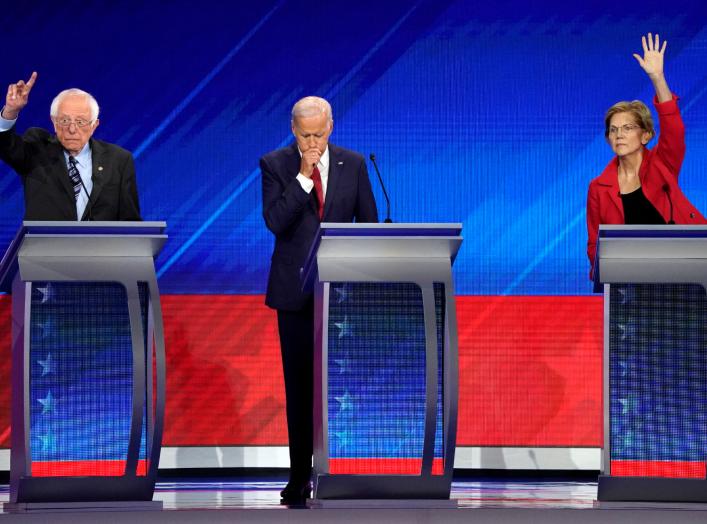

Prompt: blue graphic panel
[
  {"left": 2, "top": 2, "right": 707, "bottom": 297},
  {"left": 610, "top": 284, "right": 707, "bottom": 466},
  {"left": 327, "top": 282, "right": 443, "bottom": 463},
  {"left": 29, "top": 282, "right": 147, "bottom": 468}
]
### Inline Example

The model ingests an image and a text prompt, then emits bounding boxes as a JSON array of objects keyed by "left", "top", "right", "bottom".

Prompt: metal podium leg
[
  {"left": 9, "top": 277, "right": 31, "bottom": 504},
  {"left": 421, "top": 283, "right": 438, "bottom": 477}
]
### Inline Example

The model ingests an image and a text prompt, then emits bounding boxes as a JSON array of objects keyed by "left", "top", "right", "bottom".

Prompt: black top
[{"left": 620, "top": 186, "right": 666, "bottom": 225}]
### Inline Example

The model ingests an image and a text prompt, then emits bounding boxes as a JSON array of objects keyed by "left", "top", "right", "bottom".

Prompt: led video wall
[{"left": 2, "top": 1, "right": 707, "bottom": 471}]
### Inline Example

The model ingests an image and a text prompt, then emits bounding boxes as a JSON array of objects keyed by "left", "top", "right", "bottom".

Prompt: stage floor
[{"left": 2, "top": 477, "right": 707, "bottom": 523}]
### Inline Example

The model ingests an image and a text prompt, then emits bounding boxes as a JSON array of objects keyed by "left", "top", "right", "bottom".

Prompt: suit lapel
[
  {"left": 84, "top": 139, "right": 105, "bottom": 219},
  {"left": 323, "top": 144, "right": 341, "bottom": 220},
  {"left": 286, "top": 143, "right": 301, "bottom": 178},
  {"left": 598, "top": 157, "right": 623, "bottom": 218}
]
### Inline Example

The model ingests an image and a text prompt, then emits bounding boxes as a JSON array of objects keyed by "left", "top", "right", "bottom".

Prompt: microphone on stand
[
  {"left": 663, "top": 184, "right": 675, "bottom": 224},
  {"left": 369, "top": 153, "right": 392, "bottom": 223},
  {"left": 78, "top": 176, "right": 94, "bottom": 221}
]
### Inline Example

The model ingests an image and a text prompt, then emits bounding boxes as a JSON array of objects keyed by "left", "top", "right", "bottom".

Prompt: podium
[
  {"left": 0, "top": 221, "right": 167, "bottom": 509},
  {"left": 594, "top": 225, "right": 707, "bottom": 502},
  {"left": 302, "top": 223, "right": 462, "bottom": 500}
]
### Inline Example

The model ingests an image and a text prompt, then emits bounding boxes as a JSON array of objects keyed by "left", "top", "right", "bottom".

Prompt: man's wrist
[
  {"left": 296, "top": 173, "right": 314, "bottom": 192},
  {"left": 0, "top": 106, "right": 19, "bottom": 120},
  {"left": 299, "top": 164, "right": 314, "bottom": 178}
]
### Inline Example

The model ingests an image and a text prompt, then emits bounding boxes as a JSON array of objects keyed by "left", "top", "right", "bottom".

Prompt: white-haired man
[
  {"left": 0, "top": 72, "right": 140, "bottom": 221},
  {"left": 261, "top": 96, "right": 378, "bottom": 504}
]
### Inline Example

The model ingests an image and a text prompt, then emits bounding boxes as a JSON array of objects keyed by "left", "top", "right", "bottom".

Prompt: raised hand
[
  {"left": 3, "top": 71, "right": 38, "bottom": 119},
  {"left": 633, "top": 34, "right": 671, "bottom": 103},
  {"left": 633, "top": 33, "right": 666, "bottom": 78}
]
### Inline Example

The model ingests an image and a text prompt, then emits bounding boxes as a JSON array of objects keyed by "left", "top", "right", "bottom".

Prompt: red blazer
[{"left": 586, "top": 94, "right": 706, "bottom": 274}]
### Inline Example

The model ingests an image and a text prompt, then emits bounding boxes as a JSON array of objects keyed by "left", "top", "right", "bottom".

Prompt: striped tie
[{"left": 68, "top": 156, "right": 82, "bottom": 200}]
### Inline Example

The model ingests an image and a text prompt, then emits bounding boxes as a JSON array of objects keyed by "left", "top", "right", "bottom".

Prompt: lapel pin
[
  {"left": 337, "top": 161, "right": 343, "bottom": 165},
  {"left": 98, "top": 166, "right": 103, "bottom": 171}
]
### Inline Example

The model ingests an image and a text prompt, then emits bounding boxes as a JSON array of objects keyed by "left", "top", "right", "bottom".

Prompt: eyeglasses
[
  {"left": 608, "top": 123, "right": 642, "bottom": 136},
  {"left": 54, "top": 117, "right": 94, "bottom": 128}
]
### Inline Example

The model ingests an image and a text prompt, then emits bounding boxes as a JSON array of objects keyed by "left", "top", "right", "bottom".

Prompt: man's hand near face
[{"left": 299, "top": 148, "right": 322, "bottom": 178}]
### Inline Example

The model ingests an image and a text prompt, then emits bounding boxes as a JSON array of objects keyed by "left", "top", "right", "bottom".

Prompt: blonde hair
[{"left": 604, "top": 100, "right": 655, "bottom": 141}]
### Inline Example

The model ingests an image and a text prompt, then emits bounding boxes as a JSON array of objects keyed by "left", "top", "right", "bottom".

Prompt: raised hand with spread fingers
[{"left": 633, "top": 33, "right": 671, "bottom": 102}]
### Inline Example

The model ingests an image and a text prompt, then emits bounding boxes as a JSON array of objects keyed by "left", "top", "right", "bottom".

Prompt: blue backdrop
[{"left": 2, "top": 0, "right": 707, "bottom": 296}]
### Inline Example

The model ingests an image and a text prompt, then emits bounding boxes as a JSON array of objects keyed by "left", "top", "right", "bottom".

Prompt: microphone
[
  {"left": 78, "top": 176, "right": 94, "bottom": 221},
  {"left": 662, "top": 184, "right": 675, "bottom": 224},
  {"left": 369, "top": 153, "right": 392, "bottom": 223}
]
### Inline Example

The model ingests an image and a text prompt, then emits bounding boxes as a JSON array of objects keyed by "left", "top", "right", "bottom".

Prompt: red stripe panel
[
  {"left": 0, "top": 295, "right": 603, "bottom": 449},
  {"left": 329, "top": 458, "right": 444, "bottom": 475},
  {"left": 611, "top": 460, "right": 706, "bottom": 478},
  {"left": 160, "top": 295, "right": 285, "bottom": 445},
  {"left": 457, "top": 295, "right": 603, "bottom": 446},
  {"left": 31, "top": 459, "right": 148, "bottom": 477}
]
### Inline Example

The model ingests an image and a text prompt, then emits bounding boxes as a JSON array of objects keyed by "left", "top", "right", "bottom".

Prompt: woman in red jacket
[{"left": 586, "top": 33, "right": 706, "bottom": 274}]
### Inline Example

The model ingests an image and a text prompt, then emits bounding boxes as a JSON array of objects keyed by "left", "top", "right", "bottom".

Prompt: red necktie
[{"left": 311, "top": 166, "right": 325, "bottom": 220}]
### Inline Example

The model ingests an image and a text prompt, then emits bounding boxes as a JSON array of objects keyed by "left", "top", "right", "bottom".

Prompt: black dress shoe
[{"left": 280, "top": 481, "right": 312, "bottom": 505}]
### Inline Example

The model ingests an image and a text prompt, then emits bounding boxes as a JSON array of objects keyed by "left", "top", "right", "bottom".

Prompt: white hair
[
  {"left": 291, "top": 96, "right": 332, "bottom": 124},
  {"left": 50, "top": 88, "right": 100, "bottom": 121}
]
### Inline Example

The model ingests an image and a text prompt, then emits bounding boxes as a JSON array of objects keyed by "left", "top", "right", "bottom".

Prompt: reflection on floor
[
  {"left": 1, "top": 476, "right": 707, "bottom": 523},
  {"left": 149, "top": 478, "right": 597, "bottom": 510}
]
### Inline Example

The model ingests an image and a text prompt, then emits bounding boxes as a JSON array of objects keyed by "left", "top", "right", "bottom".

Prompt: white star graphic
[
  {"left": 38, "top": 391, "right": 55, "bottom": 414},
  {"left": 334, "top": 286, "right": 348, "bottom": 304},
  {"left": 38, "top": 353, "right": 54, "bottom": 376},
  {"left": 617, "top": 323, "right": 626, "bottom": 341},
  {"left": 622, "top": 432, "right": 633, "bottom": 449},
  {"left": 330, "top": 429, "right": 353, "bottom": 449},
  {"left": 334, "top": 391, "right": 354, "bottom": 412},
  {"left": 617, "top": 398, "right": 629, "bottom": 415},
  {"left": 618, "top": 361, "right": 627, "bottom": 378},
  {"left": 334, "top": 358, "right": 351, "bottom": 374},
  {"left": 34, "top": 283, "right": 52, "bottom": 304},
  {"left": 617, "top": 287, "right": 626, "bottom": 304},
  {"left": 334, "top": 316, "right": 350, "bottom": 339},
  {"left": 38, "top": 433, "right": 56, "bottom": 452},
  {"left": 35, "top": 319, "right": 53, "bottom": 340}
]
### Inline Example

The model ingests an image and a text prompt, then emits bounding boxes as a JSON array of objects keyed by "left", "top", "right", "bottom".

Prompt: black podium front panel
[
  {"left": 608, "top": 283, "right": 707, "bottom": 478},
  {"left": 27, "top": 281, "right": 149, "bottom": 477},
  {"left": 325, "top": 282, "right": 445, "bottom": 475}
]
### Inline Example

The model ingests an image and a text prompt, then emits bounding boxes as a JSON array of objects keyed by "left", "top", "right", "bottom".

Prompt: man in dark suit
[
  {"left": 0, "top": 72, "right": 140, "bottom": 221},
  {"left": 261, "top": 96, "right": 378, "bottom": 504}
]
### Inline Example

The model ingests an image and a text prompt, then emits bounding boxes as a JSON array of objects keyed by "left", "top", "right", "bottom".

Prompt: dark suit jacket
[
  {"left": 0, "top": 126, "right": 141, "bottom": 221},
  {"left": 261, "top": 143, "right": 378, "bottom": 311}
]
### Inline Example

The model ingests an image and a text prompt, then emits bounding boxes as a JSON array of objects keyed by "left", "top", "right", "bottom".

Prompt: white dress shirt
[{"left": 0, "top": 113, "right": 17, "bottom": 131}]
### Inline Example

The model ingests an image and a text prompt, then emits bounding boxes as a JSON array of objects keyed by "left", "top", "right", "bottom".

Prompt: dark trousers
[{"left": 277, "top": 298, "right": 314, "bottom": 484}]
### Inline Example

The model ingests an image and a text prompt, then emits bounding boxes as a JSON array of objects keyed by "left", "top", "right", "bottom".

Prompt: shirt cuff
[
  {"left": 653, "top": 93, "right": 679, "bottom": 115},
  {"left": 296, "top": 173, "right": 314, "bottom": 193},
  {"left": 0, "top": 113, "right": 17, "bottom": 132}
]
